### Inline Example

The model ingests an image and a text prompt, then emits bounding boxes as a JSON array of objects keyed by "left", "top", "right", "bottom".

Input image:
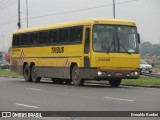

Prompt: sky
[{"left": 0, "top": 0, "right": 160, "bottom": 52}]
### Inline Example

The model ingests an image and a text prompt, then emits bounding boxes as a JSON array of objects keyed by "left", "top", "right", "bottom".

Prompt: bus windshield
[{"left": 93, "top": 25, "right": 139, "bottom": 53}]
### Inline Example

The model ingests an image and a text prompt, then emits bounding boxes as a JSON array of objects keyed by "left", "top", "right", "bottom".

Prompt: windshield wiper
[
  {"left": 118, "top": 38, "right": 131, "bottom": 55},
  {"left": 106, "top": 41, "right": 114, "bottom": 53},
  {"left": 106, "top": 36, "right": 115, "bottom": 53}
]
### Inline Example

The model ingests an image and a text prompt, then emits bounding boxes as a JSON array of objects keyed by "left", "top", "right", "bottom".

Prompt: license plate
[{"left": 115, "top": 72, "right": 123, "bottom": 76}]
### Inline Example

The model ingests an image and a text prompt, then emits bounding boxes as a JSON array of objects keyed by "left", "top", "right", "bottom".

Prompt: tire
[
  {"left": 31, "top": 65, "right": 41, "bottom": 83},
  {"left": 109, "top": 78, "right": 122, "bottom": 87},
  {"left": 64, "top": 79, "right": 72, "bottom": 84},
  {"left": 52, "top": 78, "right": 64, "bottom": 84},
  {"left": 71, "top": 65, "right": 84, "bottom": 86},
  {"left": 23, "top": 64, "right": 32, "bottom": 82},
  {"left": 140, "top": 69, "right": 142, "bottom": 75}
]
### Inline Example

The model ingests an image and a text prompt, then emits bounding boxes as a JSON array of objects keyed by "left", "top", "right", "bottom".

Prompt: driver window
[{"left": 84, "top": 28, "right": 90, "bottom": 54}]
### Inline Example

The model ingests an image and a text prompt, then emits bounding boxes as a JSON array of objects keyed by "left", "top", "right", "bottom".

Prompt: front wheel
[
  {"left": 140, "top": 69, "right": 142, "bottom": 75},
  {"left": 31, "top": 65, "right": 41, "bottom": 83},
  {"left": 109, "top": 78, "right": 122, "bottom": 87},
  {"left": 23, "top": 64, "right": 32, "bottom": 82},
  {"left": 71, "top": 65, "right": 84, "bottom": 86},
  {"left": 64, "top": 79, "right": 72, "bottom": 84},
  {"left": 149, "top": 71, "right": 152, "bottom": 73}
]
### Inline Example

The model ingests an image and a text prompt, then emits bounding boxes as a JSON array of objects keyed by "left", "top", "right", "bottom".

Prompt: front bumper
[{"left": 90, "top": 69, "right": 140, "bottom": 80}]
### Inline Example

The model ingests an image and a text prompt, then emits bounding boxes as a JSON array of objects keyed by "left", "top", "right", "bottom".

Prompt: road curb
[
  {"left": 0, "top": 75, "right": 160, "bottom": 88},
  {"left": 86, "top": 81, "right": 160, "bottom": 88},
  {"left": 0, "top": 75, "right": 22, "bottom": 79},
  {"left": 121, "top": 84, "right": 160, "bottom": 88}
]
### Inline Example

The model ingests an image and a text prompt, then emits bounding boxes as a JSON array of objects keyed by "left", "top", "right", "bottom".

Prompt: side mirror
[{"left": 137, "top": 33, "right": 140, "bottom": 44}]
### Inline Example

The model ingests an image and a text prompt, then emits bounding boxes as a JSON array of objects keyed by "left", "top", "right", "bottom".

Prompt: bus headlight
[
  {"left": 98, "top": 71, "right": 102, "bottom": 76},
  {"left": 134, "top": 71, "right": 138, "bottom": 76},
  {"left": 131, "top": 71, "right": 138, "bottom": 76},
  {"left": 97, "top": 71, "right": 106, "bottom": 76}
]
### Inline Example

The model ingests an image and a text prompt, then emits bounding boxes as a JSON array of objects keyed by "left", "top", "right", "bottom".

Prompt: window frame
[{"left": 12, "top": 25, "right": 84, "bottom": 48}]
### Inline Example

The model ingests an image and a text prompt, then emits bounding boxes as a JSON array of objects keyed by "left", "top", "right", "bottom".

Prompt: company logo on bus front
[{"left": 98, "top": 57, "right": 110, "bottom": 62}]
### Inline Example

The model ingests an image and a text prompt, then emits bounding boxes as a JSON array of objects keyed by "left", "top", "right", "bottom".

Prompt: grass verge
[
  {"left": 122, "top": 77, "right": 160, "bottom": 86},
  {"left": 0, "top": 69, "right": 20, "bottom": 77}
]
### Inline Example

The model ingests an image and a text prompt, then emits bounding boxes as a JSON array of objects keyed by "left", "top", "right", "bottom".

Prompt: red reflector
[{"left": 115, "top": 72, "right": 123, "bottom": 76}]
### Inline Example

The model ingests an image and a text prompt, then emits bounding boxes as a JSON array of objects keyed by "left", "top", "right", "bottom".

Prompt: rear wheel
[
  {"left": 23, "top": 64, "right": 32, "bottom": 82},
  {"left": 71, "top": 65, "right": 84, "bottom": 86},
  {"left": 109, "top": 78, "right": 122, "bottom": 87},
  {"left": 31, "top": 65, "right": 41, "bottom": 83}
]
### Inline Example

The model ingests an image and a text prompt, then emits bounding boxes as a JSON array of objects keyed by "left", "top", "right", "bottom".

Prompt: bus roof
[{"left": 13, "top": 18, "right": 136, "bottom": 34}]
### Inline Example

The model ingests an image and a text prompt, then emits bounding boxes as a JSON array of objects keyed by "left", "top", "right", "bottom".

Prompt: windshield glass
[{"left": 93, "top": 25, "right": 139, "bottom": 53}]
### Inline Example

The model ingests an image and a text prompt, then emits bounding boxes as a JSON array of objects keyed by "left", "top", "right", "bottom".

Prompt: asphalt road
[{"left": 0, "top": 77, "right": 160, "bottom": 120}]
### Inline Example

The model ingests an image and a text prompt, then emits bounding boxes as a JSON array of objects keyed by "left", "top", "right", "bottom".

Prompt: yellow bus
[{"left": 11, "top": 18, "right": 140, "bottom": 87}]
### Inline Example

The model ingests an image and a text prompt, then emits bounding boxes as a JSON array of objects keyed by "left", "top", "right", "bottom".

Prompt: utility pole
[
  {"left": 17, "top": 0, "right": 21, "bottom": 29},
  {"left": 113, "top": 0, "right": 115, "bottom": 19},
  {"left": 2, "top": 35, "right": 4, "bottom": 52},
  {"left": 26, "top": 0, "right": 29, "bottom": 28}
]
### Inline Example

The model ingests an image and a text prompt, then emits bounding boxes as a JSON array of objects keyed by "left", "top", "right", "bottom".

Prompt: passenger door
[
  {"left": 82, "top": 26, "right": 91, "bottom": 79},
  {"left": 84, "top": 26, "right": 90, "bottom": 68}
]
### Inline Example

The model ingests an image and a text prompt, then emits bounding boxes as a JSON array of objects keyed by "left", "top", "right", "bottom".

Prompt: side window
[
  {"left": 84, "top": 28, "right": 90, "bottom": 54},
  {"left": 25, "top": 34, "right": 30, "bottom": 45},
  {"left": 13, "top": 35, "right": 16, "bottom": 46},
  {"left": 20, "top": 34, "right": 24, "bottom": 45},
  {"left": 30, "top": 33, "right": 38, "bottom": 45},
  {"left": 39, "top": 31, "right": 48, "bottom": 44},
  {"left": 48, "top": 30, "right": 58, "bottom": 44},
  {"left": 21, "top": 34, "right": 25, "bottom": 45},
  {"left": 70, "top": 26, "right": 83, "bottom": 43},
  {"left": 20, "top": 34, "right": 29, "bottom": 46},
  {"left": 17, "top": 35, "right": 21, "bottom": 46},
  {"left": 13, "top": 35, "right": 20, "bottom": 47},
  {"left": 59, "top": 28, "right": 69, "bottom": 43}
]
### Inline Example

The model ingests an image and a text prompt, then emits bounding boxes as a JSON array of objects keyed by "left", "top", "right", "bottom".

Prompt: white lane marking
[
  {"left": 65, "top": 92, "right": 69, "bottom": 94},
  {"left": 26, "top": 88, "right": 42, "bottom": 91},
  {"left": 104, "top": 97, "right": 135, "bottom": 102},
  {"left": 15, "top": 103, "right": 39, "bottom": 109}
]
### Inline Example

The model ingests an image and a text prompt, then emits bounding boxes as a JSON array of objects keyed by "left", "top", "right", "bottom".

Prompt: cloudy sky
[{"left": 0, "top": 0, "right": 160, "bottom": 52}]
